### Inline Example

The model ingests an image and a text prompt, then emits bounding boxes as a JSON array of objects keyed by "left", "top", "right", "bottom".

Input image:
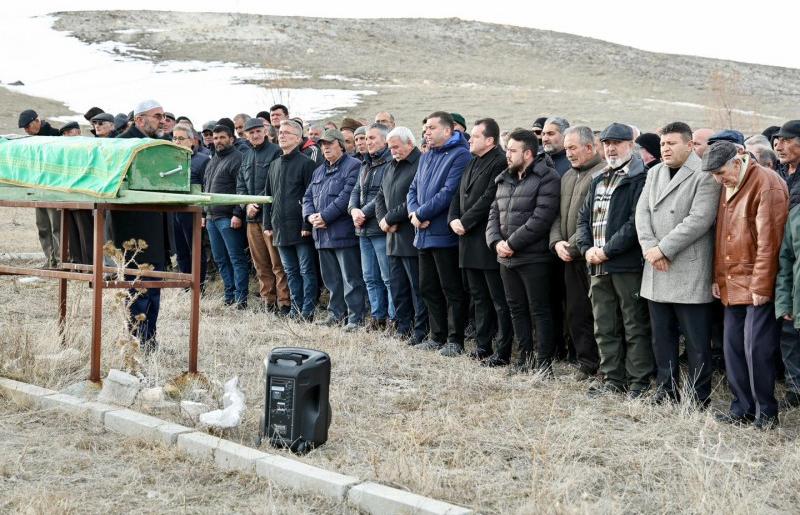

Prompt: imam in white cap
[{"left": 133, "top": 99, "right": 163, "bottom": 116}]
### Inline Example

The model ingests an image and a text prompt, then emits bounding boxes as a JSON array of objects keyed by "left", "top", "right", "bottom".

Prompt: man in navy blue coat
[
  {"left": 303, "top": 129, "right": 367, "bottom": 331},
  {"left": 407, "top": 111, "right": 471, "bottom": 356}
]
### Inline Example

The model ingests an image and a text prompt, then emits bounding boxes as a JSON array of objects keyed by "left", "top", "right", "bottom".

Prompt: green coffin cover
[{"left": 0, "top": 136, "right": 191, "bottom": 198}]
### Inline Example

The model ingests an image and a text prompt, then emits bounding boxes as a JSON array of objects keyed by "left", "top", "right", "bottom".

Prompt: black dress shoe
[
  {"left": 780, "top": 390, "right": 800, "bottom": 410},
  {"left": 627, "top": 387, "right": 650, "bottom": 400},
  {"left": 714, "top": 411, "right": 755, "bottom": 426},
  {"left": 754, "top": 414, "right": 779, "bottom": 430},
  {"left": 587, "top": 383, "right": 624, "bottom": 398},
  {"left": 468, "top": 348, "right": 493, "bottom": 361},
  {"left": 482, "top": 355, "right": 510, "bottom": 368},
  {"left": 651, "top": 388, "right": 679, "bottom": 405}
]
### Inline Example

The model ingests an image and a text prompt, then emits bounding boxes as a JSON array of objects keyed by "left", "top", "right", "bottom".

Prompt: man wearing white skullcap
[{"left": 120, "top": 99, "right": 165, "bottom": 139}]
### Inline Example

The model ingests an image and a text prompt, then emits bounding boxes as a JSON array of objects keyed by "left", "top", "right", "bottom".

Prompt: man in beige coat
[
  {"left": 550, "top": 126, "right": 606, "bottom": 380},
  {"left": 635, "top": 122, "right": 721, "bottom": 405}
]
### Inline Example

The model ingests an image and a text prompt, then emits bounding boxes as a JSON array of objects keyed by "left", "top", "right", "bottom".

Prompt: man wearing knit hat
[
  {"left": 636, "top": 132, "right": 662, "bottom": 170},
  {"left": 705, "top": 140, "right": 788, "bottom": 429}
]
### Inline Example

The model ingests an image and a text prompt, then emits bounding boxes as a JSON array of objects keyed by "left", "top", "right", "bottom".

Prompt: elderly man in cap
[
  {"left": 636, "top": 122, "right": 721, "bottom": 406},
  {"left": 59, "top": 122, "right": 81, "bottom": 137},
  {"left": 635, "top": 133, "right": 662, "bottom": 171},
  {"left": 162, "top": 112, "right": 176, "bottom": 138},
  {"left": 705, "top": 141, "right": 788, "bottom": 429},
  {"left": 113, "top": 99, "right": 169, "bottom": 351},
  {"left": 303, "top": 128, "right": 367, "bottom": 331},
  {"left": 204, "top": 122, "right": 248, "bottom": 309},
  {"left": 237, "top": 117, "right": 288, "bottom": 314},
  {"left": 18, "top": 109, "right": 60, "bottom": 137},
  {"left": 341, "top": 118, "right": 363, "bottom": 156},
  {"left": 577, "top": 122, "right": 653, "bottom": 397},
  {"left": 772, "top": 120, "right": 800, "bottom": 409},
  {"left": 91, "top": 112, "right": 117, "bottom": 138}
]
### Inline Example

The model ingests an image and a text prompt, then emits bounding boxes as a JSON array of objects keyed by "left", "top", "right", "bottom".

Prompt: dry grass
[
  {"left": 3, "top": 209, "right": 800, "bottom": 513},
  {"left": 0, "top": 394, "right": 351, "bottom": 514}
]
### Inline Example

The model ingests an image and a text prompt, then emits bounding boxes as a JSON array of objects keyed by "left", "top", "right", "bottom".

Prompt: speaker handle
[{"left": 269, "top": 352, "right": 306, "bottom": 365}]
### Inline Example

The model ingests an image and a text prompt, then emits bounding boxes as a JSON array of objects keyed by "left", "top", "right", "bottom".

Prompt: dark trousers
[
  {"left": 724, "top": 304, "right": 780, "bottom": 418},
  {"left": 564, "top": 261, "right": 599, "bottom": 373},
  {"left": 464, "top": 267, "right": 512, "bottom": 357},
  {"left": 550, "top": 260, "right": 570, "bottom": 360},
  {"left": 780, "top": 318, "right": 800, "bottom": 393},
  {"left": 500, "top": 262, "right": 555, "bottom": 364},
  {"left": 66, "top": 209, "right": 93, "bottom": 265},
  {"left": 174, "top": 212, "right": 207, "bottom": 287},
  {"left": 648, "top": 301, "right": 713, "bottom": 402},
  {"left": 389, "top": 255, "right": 428, "bottom": 342},
  {"left": 418, "top": 247, "right": 467, "bottom": 345},
  {"left": 318, "top": 246, "right": 366, "bottom": 324},
  {"left": 129, "top": 264, "right": 163, "bottom": 348},
  {"left": 590, "top": 272, "right": 653, "bottom": 391}
]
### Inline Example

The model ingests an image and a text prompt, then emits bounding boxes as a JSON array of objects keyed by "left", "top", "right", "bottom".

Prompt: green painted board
[{"left": 127, "top": 143, "right": 191, "bottom": 193}]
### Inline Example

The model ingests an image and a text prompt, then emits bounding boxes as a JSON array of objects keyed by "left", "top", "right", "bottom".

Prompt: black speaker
[{"left": 259, "top": 347, "right": 331, "bottom": 454}]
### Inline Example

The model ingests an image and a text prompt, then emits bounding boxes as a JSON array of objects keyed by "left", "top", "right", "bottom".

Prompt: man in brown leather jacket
[{"left": 705, "top": 141, "right": 789, "bottom": 429}]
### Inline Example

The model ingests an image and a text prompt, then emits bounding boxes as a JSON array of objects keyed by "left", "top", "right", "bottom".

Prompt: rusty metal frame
[{"left": 0, "top": 200, "right": 203, "bottom": 382}]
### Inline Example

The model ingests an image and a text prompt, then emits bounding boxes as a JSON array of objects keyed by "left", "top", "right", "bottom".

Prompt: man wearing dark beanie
[{"left": 636, "top": 133, "right": 662, "bottom": 170}]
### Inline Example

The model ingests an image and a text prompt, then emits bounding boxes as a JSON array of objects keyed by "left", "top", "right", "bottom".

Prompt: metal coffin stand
[{"left": 0, "top": 199, "right": 203, "bottom": 382}]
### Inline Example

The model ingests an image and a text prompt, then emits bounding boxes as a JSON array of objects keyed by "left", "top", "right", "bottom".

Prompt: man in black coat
[
  {"left": 114, "top": 99, "right": 169, "bottom": 351},
  {"left": 204, "top": 124, "right": 248, "bottom": 309},
  {"left": 448, "top": 118, "right": 513, "bottom": 365},
  {"left": 263, "top": 120, "right": 319, "bottom": 321},
  {"left": 18, "top": 109, "right": 60, "bottom": 137},
  {"left": 237, "top": 117, "right": 288, "bottom": 313},
  {"left": 376, "top": 127, "right": 428, "bottom": 344},
  {"left": 486, "top": 129, "right": 561, "bottom": 373}
]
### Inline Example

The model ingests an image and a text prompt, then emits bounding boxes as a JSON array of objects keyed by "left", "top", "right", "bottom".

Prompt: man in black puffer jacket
[
  {"left": 576, "top": 122, "right": 653, "bottom": 398},
  {"left": 204, "top": 124, "right": 248, "bottom": 309},
  {"left": 237, "top": 117, "right": 288, "bottom": 313},
  {"left": 486, "top": 128, "right": 560, "bottom": 373}
]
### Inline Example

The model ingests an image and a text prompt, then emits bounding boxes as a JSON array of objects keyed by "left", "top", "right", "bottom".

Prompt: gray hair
[
  {"left": 368, "top": 123, "right": 390, "bottom": 139},
  {"left": 753, "top": 146, "right": 779, "bottom": 169},
  {"left": 745, "top": 134, "right": 771, "bottom": 147},
  {"left": 308, "top": 123, "right": 324, "bottom": 132},
  {"left": 279, "top": 119, "right": 303, "bottom": 137},
  {"left": 544, "top": 116, "right": 570, "bottom": 133},
  {"left": 563, "top": 126, "right": 595, "bottom": 147},
  {"left": 387, "top": 126, "right": 416, "bottom": 146},
  {"left": 233, "top": 113, "right": 251, "bottom": 123},
  {"left": 173, "top": 122, "right": 198, "bottom": 141}
]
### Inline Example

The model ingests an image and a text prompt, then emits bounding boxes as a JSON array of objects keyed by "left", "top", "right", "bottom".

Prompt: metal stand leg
[
  {"left": 58, "top": 208, "right": 71, "bottom": 342},
  {"left": 90, "top": 207, "right": 105, "bottom": 383},
  {"left": 189, "top": 210, "right": 201, "bottom": 374}
]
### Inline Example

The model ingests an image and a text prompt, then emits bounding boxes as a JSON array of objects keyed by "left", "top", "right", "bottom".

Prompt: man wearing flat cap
[
  {"left": 18, "top": 109, "right": 60, "bottom": 137},
  {"left": 91, "top": 112, "right": 117, "bottom": 138},
  {"left": 577, "top": 122, "right": 653, "bottom": 398},
  {"left": 636, "top": 122, "right": 721, "bottom": 406},
  {"left": 59, "top": 121, "right": 81, "bottom": 137},
  {"left": 303, "top": 128, "right": 367, "bottom": 331},
  {"left": 237, "top": 117, "right": 288, "bottom": 314},
  {"left": 705, "top": 141, "right": 788, "bottom": 429}
]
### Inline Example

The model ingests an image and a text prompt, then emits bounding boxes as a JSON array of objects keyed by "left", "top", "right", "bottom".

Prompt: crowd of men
[{"left": 16, "top": 102, "right": 800, "bottom": 430}]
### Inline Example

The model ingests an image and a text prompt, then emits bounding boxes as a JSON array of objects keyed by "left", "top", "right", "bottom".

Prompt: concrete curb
[{"left": 0, "top": 376, "right": 473, "bottom": 514}]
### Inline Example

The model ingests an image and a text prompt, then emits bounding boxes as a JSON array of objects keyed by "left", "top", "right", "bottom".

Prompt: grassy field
[{"left": 2, "top": 208, "right": 800, "bottom": 513}]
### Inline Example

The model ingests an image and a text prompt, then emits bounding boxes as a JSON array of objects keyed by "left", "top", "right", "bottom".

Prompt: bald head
[{"left": 692, "top": 128, "right": 714, "bottom": 157}]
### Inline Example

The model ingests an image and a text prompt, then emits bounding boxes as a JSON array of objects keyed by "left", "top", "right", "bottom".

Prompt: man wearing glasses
[
  {"left": 90, "top": 112, "right": 117, "bottom": 138},
  {"left": 115, "top": 99, "right": 169, "bottom": 352}
]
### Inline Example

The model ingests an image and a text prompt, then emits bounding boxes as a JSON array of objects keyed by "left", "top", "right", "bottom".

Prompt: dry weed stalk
[{"left": 104, "top": 239, "right": 152, "bottom": 378}]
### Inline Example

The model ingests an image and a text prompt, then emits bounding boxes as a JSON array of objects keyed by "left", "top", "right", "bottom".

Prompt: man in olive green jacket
[{"left": 550, "top": 125, "right": 605, "bottom": 379}]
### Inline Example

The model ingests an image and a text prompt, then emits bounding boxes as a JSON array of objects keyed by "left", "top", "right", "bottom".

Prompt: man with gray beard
[{"left": 577, "top": 123, "right": 653, "bottom": 398}]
